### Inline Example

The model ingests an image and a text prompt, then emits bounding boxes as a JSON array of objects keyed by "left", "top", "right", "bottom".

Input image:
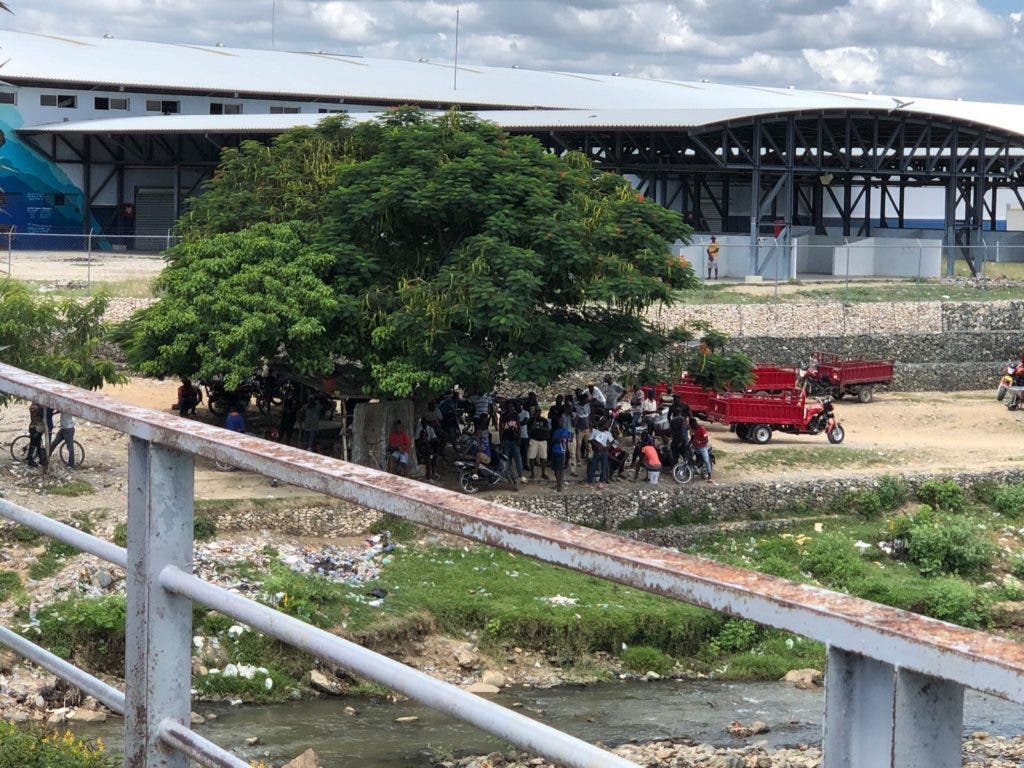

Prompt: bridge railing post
[
  {"left": 823, "top": 646, "right": 964, "bottom": 768},
  {"left": 124, "top": 437, "right": 194, "bottom": 768}
]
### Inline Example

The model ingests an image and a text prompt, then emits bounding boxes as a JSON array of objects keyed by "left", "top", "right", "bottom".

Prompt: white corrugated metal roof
[
  {"left": 0, "top": 30, "right": 899, "bottom": 110},
  {"left": 8, "top": 30, "right": 1024, "bottom": 138},
  {"left": 20, "top": 108, "right": 789, "bottom": 134}
]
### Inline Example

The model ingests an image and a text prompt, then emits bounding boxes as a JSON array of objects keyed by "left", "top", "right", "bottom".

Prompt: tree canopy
[
  {"left": 0, "top": 280, "right": 123, "bottom": 400},
  {"left": 123, "top": 109, "right": 698, "bottom": 397}
]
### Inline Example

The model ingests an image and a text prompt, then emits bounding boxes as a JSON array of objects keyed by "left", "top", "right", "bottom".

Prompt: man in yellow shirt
[{"left": 706, "top": 236, "right": 719, "bottom": 279}]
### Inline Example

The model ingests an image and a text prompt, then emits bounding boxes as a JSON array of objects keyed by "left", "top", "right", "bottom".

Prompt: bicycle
[{"left": 9, "top": 433, "right": 85, "bottom": 468}]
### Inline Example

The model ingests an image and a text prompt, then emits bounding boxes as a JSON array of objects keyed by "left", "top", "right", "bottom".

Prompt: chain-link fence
[{"left": 0, "top": 232, "right": 176, "bottom": 297}]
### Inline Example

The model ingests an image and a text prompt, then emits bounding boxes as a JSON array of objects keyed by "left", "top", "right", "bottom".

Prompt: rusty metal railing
[{"left": 0, "top": 362, "right": 1022, "bottom": 768}]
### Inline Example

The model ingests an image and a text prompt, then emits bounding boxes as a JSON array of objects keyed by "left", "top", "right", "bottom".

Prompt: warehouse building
[{"left": 5, "top": 29, "right": 1024, "bottom": 277}]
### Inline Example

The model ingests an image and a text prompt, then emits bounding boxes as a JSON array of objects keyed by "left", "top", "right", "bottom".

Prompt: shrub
[
  {"left": 915, "top": 479, "right": 966, "bottom": 514},
  {"left": 876, "top": 475, "right": 909, "bottom": 511},
  {"left": 194, "top": 514, "right": 217, "bottom": 542},
  {"left": 973, "top": 478, "right": 1001, "bottom": 507},
  {"left": 708, "top": 619, "right": 759, "bottom": 655},
  {"left": 368, "top": 514, "right": 418, "bottom": 541},
  {"left": 756, "top": 556, "right": 804, "bottom": 581},
  {"left": 993, "top": 483, "right": 1024, "bottom": 519},
  {"left": 754, "top": 536, "right": 801, "bottom": 561},
  {"left": 32, "top": 596, "right": 127, "bottom": 675},
  {"left": 800, "top": 536, "right": 867, "bottom": 589},
  {"left": 841, "top": 489, "right": 884, "bottom": 519},
  {"left": 620, "top": 646, "right": 674, "bottom": 676},
  {"left": 0, "top": 722, "right": 118, "bottom": 767},
  {"left": 920, "top": 577, "right": 989, "bottom": 628},
  {"left": 903, "top": 514, "right": 994, "bottom": 578}
]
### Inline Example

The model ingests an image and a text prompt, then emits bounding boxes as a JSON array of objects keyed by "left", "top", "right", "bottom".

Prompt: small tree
[
  {"left": 0, "top": 280, "right": 123, "bottom": 401},
  {"left": 124, "top": 109, "right": 699, "bottom": 397}
]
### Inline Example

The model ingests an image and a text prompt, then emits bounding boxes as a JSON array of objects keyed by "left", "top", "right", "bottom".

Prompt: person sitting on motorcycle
[
  {"left": 669, "top": 407, "right": 688, "bottom": 464},
  {"left": 689, "top": 417, "right": 713, "bottom": 484},
  {"left": 177, "top": 378, "right": 201, "bottom": 417},
  {"left": 469, "top": 426, "right": 493, "bottom": 479}
]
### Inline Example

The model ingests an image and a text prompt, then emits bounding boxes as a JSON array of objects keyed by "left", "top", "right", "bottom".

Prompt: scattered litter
[{"left": 539, "top": 595, "right": 578, "bottom": 607}]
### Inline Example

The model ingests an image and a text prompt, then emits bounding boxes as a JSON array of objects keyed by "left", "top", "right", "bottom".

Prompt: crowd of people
[{"left": 391, "top": 375, "right": 714, "bottom": 491}]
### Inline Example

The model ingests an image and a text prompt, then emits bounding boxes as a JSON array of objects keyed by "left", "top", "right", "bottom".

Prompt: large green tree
[
  {"left": 0, "top": 280, "right": 123, "bottom": 400},
  {"left": 123, "top": 109, "right": 698, "bottom": 397}
]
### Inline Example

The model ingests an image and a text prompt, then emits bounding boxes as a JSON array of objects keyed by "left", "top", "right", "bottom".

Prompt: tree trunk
[{"left": 350, "top": 400, "right": 417, "bottom": 473}]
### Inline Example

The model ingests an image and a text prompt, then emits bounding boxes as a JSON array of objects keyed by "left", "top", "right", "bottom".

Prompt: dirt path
[{"left": 0, "top": 379, "right": 1016, "bottom": 519}]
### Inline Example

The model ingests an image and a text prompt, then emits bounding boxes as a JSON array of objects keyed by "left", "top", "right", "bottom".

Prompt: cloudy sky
[{"left": 6, "top": 0, "right": 1024, "bottom": 102}]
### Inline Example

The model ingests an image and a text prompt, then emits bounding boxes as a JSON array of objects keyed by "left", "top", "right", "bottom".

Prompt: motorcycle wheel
[
  {"left": 208, "top": 398, "right": 228, "bottom": 417},
  {"left": 827, "top": 424, "right": 846, "bottom": 444},
  {"left": 459, "top": 469, "right": 481, "bottom": 494},
  {"left": 997, "top": 383, "right": 1008, "bottom": 402},
  {"left": 672, "top": 461, "right": 693, "bottom": 485}
]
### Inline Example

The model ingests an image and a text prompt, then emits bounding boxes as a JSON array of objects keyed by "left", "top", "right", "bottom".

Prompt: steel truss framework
[
  {"left": 21, "top": 130, "right": 253, "bottom": 234},
  {"left": 530, "top": 109, "right": 1024, "bottom": 277},
  {"left": 20, "top": 108, "right": 1024, "bottom": 275}
]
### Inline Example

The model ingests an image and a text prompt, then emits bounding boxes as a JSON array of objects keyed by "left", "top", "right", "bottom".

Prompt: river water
[{"left": 79, "top": 680, "right": 1024, "bottom": 766}]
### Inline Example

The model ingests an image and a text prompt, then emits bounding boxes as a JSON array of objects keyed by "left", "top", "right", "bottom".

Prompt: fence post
[
  {"left": 124, "top": 437, "right": 193, "bottom": 768},
  {"left": 823, "top": 646, "right": 964, "bottom": 768},
  {"left": 86, "top": 230, "right": 93, "bottom": 294},
  {"left": 6, "top": 229, "right": 11, "bottom": 278},
  {"left": 844, "top": 239, "right": 850, "bottom": 302}
]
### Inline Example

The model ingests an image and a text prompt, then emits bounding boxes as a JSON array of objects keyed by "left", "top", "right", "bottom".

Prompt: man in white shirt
[
  {"left": 600, "top": 375, "right": 624, "bottom": 408},
  {"left": 587, "top": 420, "right": 614, "bottom": 485},
  {"left": 50, "top": 411, "right": 76, "bottom": 469}
]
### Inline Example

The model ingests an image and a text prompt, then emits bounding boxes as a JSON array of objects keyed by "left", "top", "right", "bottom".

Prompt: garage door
[{"left": 134, "top": 188, "right": 176, "bottom": 250}]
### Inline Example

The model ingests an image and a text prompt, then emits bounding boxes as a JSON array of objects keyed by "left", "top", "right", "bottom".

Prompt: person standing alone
[{"left": 706, "top": 236, "right": 720, "bottom": 279}]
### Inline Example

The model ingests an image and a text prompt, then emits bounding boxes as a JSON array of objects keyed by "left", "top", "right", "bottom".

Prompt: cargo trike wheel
[
  {"left": 856, "top": 386, "right": 874, "bottom": 404},
  {"left": 735, "top": 424, "right": 751, "bottom": 441},
  {"left": 751, "top": 425, "right": 772, "bottom": 445}
]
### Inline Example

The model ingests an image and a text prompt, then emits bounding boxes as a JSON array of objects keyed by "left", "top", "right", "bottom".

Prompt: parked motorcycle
[
  {"left": 202, "top": 377, "right": 253, "bottom": 417},
  {"left": 806, "top": 399, "right": 844, "bottom": 444},
  {"left": 455, "top": 449, "right": 519, "bottom": 493},
  {"left": 672, "top": 445, "right": 717, "bottom": 484}
]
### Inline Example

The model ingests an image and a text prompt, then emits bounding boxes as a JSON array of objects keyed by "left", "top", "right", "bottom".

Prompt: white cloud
[
  {"left": 802, "top": 46, "right": 881, "bottom": 90},
  {"left": 2, "top": 0, "right": 1024, "bottom": 102}
]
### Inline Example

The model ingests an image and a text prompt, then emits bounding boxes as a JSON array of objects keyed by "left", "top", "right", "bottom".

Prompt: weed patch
[{"left": 45, "top": 479, "right": 95, "bottom": 497}]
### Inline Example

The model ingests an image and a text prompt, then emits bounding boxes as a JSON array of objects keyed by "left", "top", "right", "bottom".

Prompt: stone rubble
[{"left": 446, "top": 734, "right": 1024, "bottom": 768}]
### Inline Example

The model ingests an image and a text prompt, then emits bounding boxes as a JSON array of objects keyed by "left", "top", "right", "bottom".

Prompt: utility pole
[
  {"left": 453, "top": 7, "right": 459, "bottom": 91},
  {"left": 271, "top": 0, "right": 277, "bottom": 49}
]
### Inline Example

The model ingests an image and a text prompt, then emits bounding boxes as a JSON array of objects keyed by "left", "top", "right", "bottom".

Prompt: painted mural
[{"left": 0, "top": 104, "right": 88, "bottom": 246}]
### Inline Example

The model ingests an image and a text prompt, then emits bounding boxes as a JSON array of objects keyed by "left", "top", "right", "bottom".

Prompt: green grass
[
  {"left": 28, "top": 539, "right": 81, "bottom": 580},
  {"left": 22, "top": 277, "right": 155, "bottom": 299},
  {"left": 730, "top": 447, "right": 898, "bottom": 471},
  {"left": 688, "top": 513, "right": 997, "bottom": 629},
  {"left": 0, "top": 570, "right": 22, "bottom": 602},
  {"left": 45, "top": 479, "right": 95, "bottom": 497}
]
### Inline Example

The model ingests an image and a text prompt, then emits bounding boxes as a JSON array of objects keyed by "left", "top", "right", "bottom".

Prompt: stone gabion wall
[
  {"left": 200, "top": 501, "right": 381, "bottom": 538},
  {"left": 493, "top": 467, "right": 1024, "bottom": 534}
]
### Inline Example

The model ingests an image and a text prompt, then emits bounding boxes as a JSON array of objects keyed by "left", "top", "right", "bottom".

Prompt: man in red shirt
[
  {"left": 689, "top": 417, "right": 713, "bottom": 483},
  {"left": 387, "top": 420, "right": 411, "bottom": 477}
]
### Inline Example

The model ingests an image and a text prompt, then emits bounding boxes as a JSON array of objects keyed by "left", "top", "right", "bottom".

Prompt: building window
[
  {"left": 95, "top": 96, "right": 129, "bottom": 111},
  {"left": 146, "top": 99, "right": 180, "bottom": 114},
  {"left": 0, "top": 92, "right": 16, "bottom": 105},
  {"left": 318, "top": 108, "right": 345, "bottom": 113},
  {"left": 210, "top": 102, "right": 242, "bottom": 115},
  {"left": 270, "top": 106, "right": 300, "bottom": 114},
  {"left": 40, "top": 94, "right": 77, "bottom": 108}
]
